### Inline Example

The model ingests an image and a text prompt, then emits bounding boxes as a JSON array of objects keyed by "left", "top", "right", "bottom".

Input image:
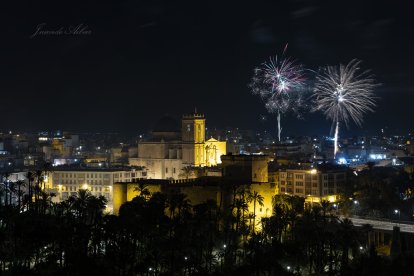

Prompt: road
[{"left": 342, "top": 216, "right": 414, "bottom": 233}]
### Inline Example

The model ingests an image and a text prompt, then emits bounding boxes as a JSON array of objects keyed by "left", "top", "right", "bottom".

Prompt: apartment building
[
  {"left": 45, "top": 167, "right": 146, "bottom": 212},
  {"left": 278, "top": 165, "right": 347, "bottom": 201}
]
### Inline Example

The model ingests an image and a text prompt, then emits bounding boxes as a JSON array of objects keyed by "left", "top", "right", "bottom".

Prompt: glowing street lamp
[{"left": 394, "top": 209, "right": 400, "bottom": 221}]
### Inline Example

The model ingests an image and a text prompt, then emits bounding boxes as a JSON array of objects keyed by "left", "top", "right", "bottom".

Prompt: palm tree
[
  {"left": 26, "top": 171, "right": 34, "bottom": 210},
  {"left": 247, "top": 191, "right": 264, "bottom": 233},
  {"left": 179, "top": 166, "right": 195, "bottom": 179},
  {"left": 0, "top": 183, "right": 5, "bottom": 207},
  {"left": 32, "top": 169, "right": 44, "bottom": 211},
  {"left": 361, "top": 223, "right": 373, "bottom": 248},
  {"left": 14, "top": 180, "right": 26, "bottom": 211},
  {"left": 70, "top": 189, "right": 94, "bottom": 222},
  {"left": 338, "top": 218, "right": 358, "bottom": 271},
  {"left": 41, "top": 162, "right": 54, "bottom": 190},
  {"left": 272, "top": 194, "right": 292, "bottom": 213},
  {"left": 134, "top": 182, "right": 151, "bottom": 199},
  {"left": 233, "top": 198, "right": 248, "bottom": 233},
  {"left": 320, "top": 200, "right": 331, "bottom": 218},
  {"left": 7, "top": 180, "right": 16, "bottom": 206},
  {"left": 1, "top": 172, "right": 11, "bottom": 206}
]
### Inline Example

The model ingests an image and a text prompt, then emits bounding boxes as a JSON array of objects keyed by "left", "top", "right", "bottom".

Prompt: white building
[{"left": 45, "top": 167, "right": 146, "bottom": 212}]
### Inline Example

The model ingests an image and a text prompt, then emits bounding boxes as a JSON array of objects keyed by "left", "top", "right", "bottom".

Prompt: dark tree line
[{"left": 1, "top": 176, "right": 413, "bottom": 275}]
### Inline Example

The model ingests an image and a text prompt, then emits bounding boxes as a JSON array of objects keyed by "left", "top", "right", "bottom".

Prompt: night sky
[{"left": 1, "top": 0, "right": 413, "bottom": 136}]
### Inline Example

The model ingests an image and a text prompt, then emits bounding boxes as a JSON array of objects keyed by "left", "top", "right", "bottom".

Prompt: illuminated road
[{"left": 342, "top": 216, "right": 414, "bottom": 233}]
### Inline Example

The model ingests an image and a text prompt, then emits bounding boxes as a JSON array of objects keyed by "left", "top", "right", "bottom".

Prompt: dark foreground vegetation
[{"left": 1, "top": 178, "right": 414, "bottom": 275}]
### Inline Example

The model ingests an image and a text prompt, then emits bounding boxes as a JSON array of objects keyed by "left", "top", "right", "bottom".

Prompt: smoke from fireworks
[
  {"left": 250, "top": 50, "right": 306, "bottom": 141},
  {"left": 312, "top": 59, "right": 379, "bottom": 158}
]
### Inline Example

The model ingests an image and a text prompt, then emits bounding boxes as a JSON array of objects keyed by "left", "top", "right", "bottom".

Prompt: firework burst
[
  {"left": 313, "top": 59, "right": 379, "bottom": 158},
  {"left": 250, "top": 49, "right": 306, "bottom": 141}
]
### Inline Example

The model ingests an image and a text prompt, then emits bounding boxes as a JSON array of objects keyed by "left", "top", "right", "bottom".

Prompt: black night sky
[{"left": 1, "top": 0, "right": 413, "bottom": 136}]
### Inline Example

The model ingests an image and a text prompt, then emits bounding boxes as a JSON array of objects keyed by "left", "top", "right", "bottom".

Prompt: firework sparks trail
[
  {"left": 312, "top": 59, "right": 379, "bottom": 158},
  {"left": 250, "top": 47, "right": 306, "bottom": 142}
]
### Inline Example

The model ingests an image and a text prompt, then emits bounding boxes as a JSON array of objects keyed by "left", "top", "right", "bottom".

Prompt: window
[
  {"left": 295, "top": 188, "right": 303, "bottom": 193},
  {"left": 312, "top": 183, "right": 318, "bottom": 187},
  {"left": 173, "top": 168, "right": 176, "bottom": 174},
  {"left": 281, "top": 180, "right": 286, "bottom": 185},
  {"left": 166, "top": 168, "right": 169, "bottom": 173},
  {"left": 296, "top": 181, "right": 304, "bottom": 186},
  {"left": 281, "top": 187, "right": 285, "bottom": 192},
  {"left": 336, "top": 174, "right": 345, "bottom": 180},
  {"left": 295, "top": 174, "right": 303, "bottom": 180}
]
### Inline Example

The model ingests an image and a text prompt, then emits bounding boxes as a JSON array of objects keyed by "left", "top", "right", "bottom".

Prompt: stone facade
[{"left": 129, "top": 113, "right": 226, "bottom": 179}]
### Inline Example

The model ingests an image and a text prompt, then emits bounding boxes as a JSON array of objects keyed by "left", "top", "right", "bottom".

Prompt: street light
[{"left": 394, "top": 209, "right": 400, "bottom": 220}]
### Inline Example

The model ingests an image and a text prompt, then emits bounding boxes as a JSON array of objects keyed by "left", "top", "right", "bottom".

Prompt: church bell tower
[{"left": 181, "top": 113, "right": 205, "bottom": 166}]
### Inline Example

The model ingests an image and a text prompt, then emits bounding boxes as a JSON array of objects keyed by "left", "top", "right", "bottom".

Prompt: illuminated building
[
  {"left": 41, "top": 132, "right": 79, "bottom": 162},
  {"left": 129, "top": 113, "right": 226, "bottom": 179},
  {"left": 221, "top": 154, "right": 269, "bottom": 183},
  {"left": 44, "top": 167, "right": 146, "bottom": 212},
  {"left": 277, "top": 165, "right": 346, "bottom": 202},
  {"left": 115, "top": 154, "right": 275, "bottom": 230}
]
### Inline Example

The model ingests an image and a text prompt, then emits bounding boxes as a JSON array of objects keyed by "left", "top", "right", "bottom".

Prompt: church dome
[{"left": 152, "top": 115, "right": 180, "bottom": 133}]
